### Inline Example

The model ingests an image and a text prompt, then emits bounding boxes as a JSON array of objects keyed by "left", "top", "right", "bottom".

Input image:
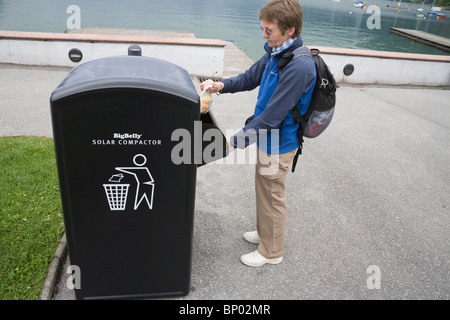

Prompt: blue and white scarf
[{"left": 271, "top": 38, "right": 297, "bottom": 56}]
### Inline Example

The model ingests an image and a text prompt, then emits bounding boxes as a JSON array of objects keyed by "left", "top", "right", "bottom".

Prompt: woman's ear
[{"left": 288, "top": 27, "right": 295, "bottom": 37}]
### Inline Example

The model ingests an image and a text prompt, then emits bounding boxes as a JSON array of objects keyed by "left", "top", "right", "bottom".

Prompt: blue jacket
[{"left": 222, "top": 37, "right": 316, "bottom": 154}]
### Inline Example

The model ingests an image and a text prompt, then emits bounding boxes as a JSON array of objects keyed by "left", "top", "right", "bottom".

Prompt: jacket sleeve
[
  {"left": 221, "top": 53, "right": 269, "bottom": 93},
  {"left": 231, "top": 55, "right": 316, "bottom": 149}
]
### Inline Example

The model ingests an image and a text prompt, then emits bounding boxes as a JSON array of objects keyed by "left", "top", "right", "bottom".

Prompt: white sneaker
[
  {"left": 243, "top": 231, "right": 260, "bottom": 244},
  {"left": 240, "top": 250, "right": 283, "bottom": 267}
]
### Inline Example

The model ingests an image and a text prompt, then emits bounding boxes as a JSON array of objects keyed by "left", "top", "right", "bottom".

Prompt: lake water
[{"left": 0, "top": 0, "right": 449, "bottom": 60}]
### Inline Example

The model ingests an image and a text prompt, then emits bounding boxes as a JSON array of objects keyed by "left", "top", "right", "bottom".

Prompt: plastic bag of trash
[{"left": 199, "top": 85, "right": 213, "bottom": 114}]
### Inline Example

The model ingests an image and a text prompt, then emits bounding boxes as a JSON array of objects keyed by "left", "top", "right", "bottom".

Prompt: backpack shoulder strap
[
  {"left": 276, "top": 46, "right": 316, "bottom": 173},
  {"left": 292, "top": 46, "right": 312, "bottom": 59},
  {"left": 277, "top": 46, "right": 313, "bottom": 72},
  {"left": 290, "top": 46, "right": 314, "bottom": 173}
]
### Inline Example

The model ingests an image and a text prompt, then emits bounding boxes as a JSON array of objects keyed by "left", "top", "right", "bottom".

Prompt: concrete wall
[
  {"left": 314, "top": 46, "right": 450, "bottom": 87},
  {"left": 0, "top": 31, "right": 226, "bottom": 78},
  {"left": 1, "top": 31, "right": 449, "bottom": 86}
]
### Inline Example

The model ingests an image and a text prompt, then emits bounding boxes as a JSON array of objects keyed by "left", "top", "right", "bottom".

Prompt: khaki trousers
[{"left": 255, "top": 147, "right": 297, "bottom": 259}]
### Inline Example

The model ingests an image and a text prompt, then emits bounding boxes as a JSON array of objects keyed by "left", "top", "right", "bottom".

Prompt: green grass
[{"left": 0, "top": 136, "right": 64, "bottom": 300}]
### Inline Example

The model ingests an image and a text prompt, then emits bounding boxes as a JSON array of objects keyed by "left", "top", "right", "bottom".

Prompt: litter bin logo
[{"left": 103, "top": 154, "right": 155, "bottom": 211}]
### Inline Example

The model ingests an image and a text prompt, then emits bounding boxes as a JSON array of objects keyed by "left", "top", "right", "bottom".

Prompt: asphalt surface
[{"left": 1, "top": 42, "right": 449, "bottom": 300}]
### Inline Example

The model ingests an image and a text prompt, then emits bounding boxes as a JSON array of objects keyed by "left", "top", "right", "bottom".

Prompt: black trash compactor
[{"left": 50, "top": 55, "right": 228, "bottom": 300}]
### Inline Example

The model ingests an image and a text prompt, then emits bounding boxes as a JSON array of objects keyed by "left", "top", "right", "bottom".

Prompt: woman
[{"left": 201, "top": 0, "right": 316, "bottom": 267}]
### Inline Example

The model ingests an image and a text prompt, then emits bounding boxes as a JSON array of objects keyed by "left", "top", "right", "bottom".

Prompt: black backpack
[{"left": 277, "top": 46, "right": 338, "bottom": 172}]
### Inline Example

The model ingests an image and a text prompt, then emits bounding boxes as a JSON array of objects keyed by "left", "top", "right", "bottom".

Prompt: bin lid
[{"left": 51, "top": 56, "right": 198, "bottom": 103}]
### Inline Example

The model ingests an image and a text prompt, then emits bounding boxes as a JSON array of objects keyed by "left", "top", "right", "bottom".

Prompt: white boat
[
  {"left": 417, "top": 1, "right": 425, "bottom": 14},
  {"left": 354, "top": 1, "right": 364, "bottom": 8}
]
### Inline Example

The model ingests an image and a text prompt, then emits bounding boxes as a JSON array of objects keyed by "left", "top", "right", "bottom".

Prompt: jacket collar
[{"left": 274, "top": 37, "right": 306, "bottom": 71}]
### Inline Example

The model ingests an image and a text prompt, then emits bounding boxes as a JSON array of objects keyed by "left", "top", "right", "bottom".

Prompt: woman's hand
[
  {"left": 200, "top": 80, "right": 224, "bottom": 93},
  {"left": 227, "top": 140, "right": 235, "bottom": 152}
]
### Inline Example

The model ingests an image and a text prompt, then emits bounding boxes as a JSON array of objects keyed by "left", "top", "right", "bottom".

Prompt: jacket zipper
[
  {"left": 266, "top": 55, "right": 284, "bottom": 146},
  {"left": 266, "top": 55, "right": 274, "bottom": 79}
]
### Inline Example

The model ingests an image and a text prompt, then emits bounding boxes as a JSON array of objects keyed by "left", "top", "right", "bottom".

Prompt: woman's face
[{"left": 261, "top": 19, "right": 294, "bottom": 48}]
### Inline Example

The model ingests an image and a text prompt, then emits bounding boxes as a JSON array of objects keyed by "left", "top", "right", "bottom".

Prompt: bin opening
[{"left": 198, "top": 111, "right": 229, "bottom": 167}]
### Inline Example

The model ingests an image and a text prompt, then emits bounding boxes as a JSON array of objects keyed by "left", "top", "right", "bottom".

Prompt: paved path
[{"left": 1, "top": 41, "right": 449, "bottom": 300}]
